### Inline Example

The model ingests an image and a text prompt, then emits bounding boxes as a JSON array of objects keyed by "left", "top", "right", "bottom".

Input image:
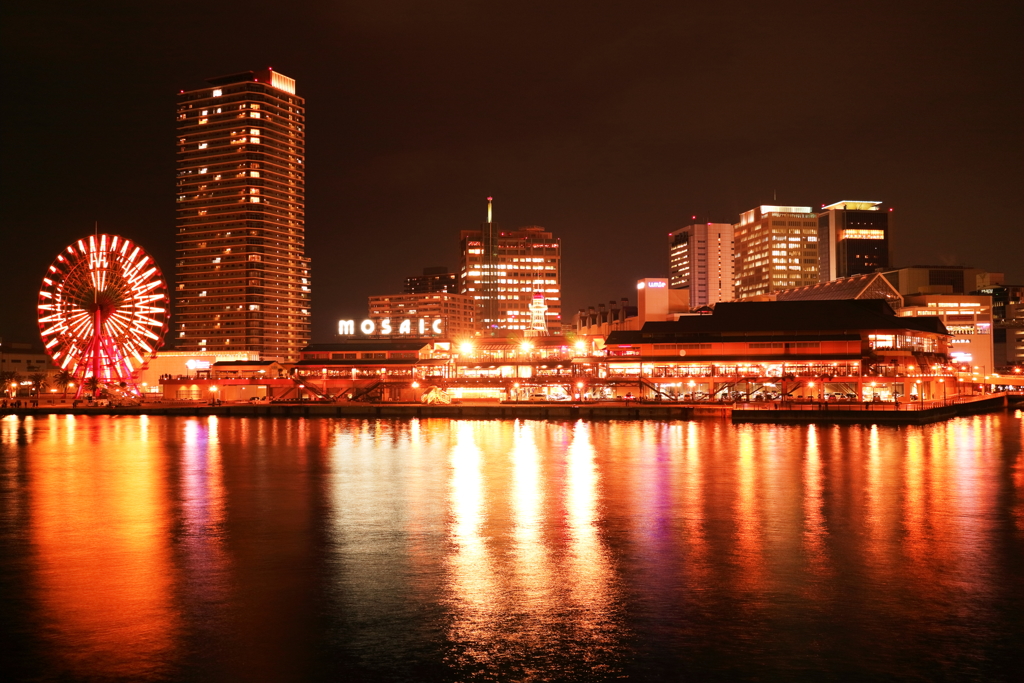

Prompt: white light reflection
[
  {"left": 180, "top": 416, "right": 227, "bottom": 605},
  {"left": 563, "top": 420, "right": 621, "bottom": 658},
  {"left": 510, "top": 420, "right": 554, "bottom": 609},
  {"left": 446, "top": 421, "right": 499, "bottom": 667},
  {"left": 802, "top": 424, "right": 830, "bottom": 577}
]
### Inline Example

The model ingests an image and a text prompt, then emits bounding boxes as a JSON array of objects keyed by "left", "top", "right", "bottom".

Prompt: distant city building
[
  {"left": 174, "top": 69, "right": 310, "bottom": 362},
  {"left": 0, "top": 341, "right": 58, "bottom": 397},
  {"left": 775, "top": 272, "right": 903, "bottom": 308},
  {"left": 881, "top": 266, "right": 990, "bottom": 296},
  {"left": 734, "top": 205, "right": 819, "bottom": 299},
  {"left": 637, "top": 278, "right": 690, "bottom": 326},
  {"left": 367, "top": 292, "right": 477, "bottom": 338},
  {"left": 668, "top": 222, "right": 735, "bottom": 307},
  {"left": 575, "top": 299, "right": 637, "bottom": 337},
  {"left": 404, "top": 266, "right": 458, "bottom": 294},
  {"left": 897, "top": 294, "right": 994, "bottom": 375},
  {"left": 817, "top": 200, "right": 891, "bottom": 282},
  {"left": 976, "top": 280, "right": 1024, "bottom": 370},
  {"left": 459, "top": 199, "right": 561, "bottom": 332}
]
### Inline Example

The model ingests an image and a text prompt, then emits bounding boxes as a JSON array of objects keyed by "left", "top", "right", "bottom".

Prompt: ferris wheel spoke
[{"left": 38, "top": 233, "right": 168, "bottom": 395}]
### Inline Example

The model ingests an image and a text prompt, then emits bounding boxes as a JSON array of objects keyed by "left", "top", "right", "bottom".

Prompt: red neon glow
[{"left": 37, "top": 234, "right": 169, "bottom": 398}]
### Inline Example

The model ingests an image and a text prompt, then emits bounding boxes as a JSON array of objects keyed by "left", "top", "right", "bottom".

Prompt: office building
[
  {"left": 734, "top": 205, "right": 819, "bottom": 299},
  {"left": 882, "top": 266, "right": 991, "bottom": 296},
  {"left": 668, "top": 222, "right": 735, "bottom": 307},
  {"left": 897, "top": 294, "right": 994, "bottom": 375},
  {"left": 459, "top": 199, "right": 561, "bottom": 332},
  {"left": 174, "top": 69, "right": 310, "bottom": 362},
  {"left": 404, "top": 266, "right": 458, "bottom": 294},
  {"left": 817, "top": 200, "right": 891, "bottom": 282},
  {"left": 367, "top": 292, "right": 477, "bottom": 338}
]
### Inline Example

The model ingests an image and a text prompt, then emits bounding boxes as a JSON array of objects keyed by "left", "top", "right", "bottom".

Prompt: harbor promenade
[{"left": 4, "top": 393, "right": 1020, "bottom": 425}]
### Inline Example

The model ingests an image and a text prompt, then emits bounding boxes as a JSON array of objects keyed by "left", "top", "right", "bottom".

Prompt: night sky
[{"left": 2, "top": 1, "right": 1021, "bottom": 345}]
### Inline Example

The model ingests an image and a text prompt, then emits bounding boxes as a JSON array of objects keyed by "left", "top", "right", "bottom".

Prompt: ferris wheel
[{"left": 37, "top": 234, "right": 169, "bottom": 397}]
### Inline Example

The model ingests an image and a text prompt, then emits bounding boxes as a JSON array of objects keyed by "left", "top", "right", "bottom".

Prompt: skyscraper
[
  {"left": 459, "top": 199, "right": 561, "bottom": 333},
  {"left": 668, "top": 222, "right": 735, "bottom": 307},
  {"left": 734, "top": 205, "right": 819, "bottom": 299},
  {"left": 174, "top": 69, "right": 309, "bottom": 361},
  {"left": 404, "top": 266, "right": 458, "bottom": 294},
  {"left": 817, "top": 200, "right": 891, "bottom": 282}
]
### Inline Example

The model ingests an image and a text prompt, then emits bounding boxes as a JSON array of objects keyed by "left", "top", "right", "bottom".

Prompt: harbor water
[{"left": 2, "top": 413, "right": 1022, "bottom": 681}]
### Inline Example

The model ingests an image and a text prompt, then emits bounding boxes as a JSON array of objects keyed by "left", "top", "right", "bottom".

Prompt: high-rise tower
[
  {"left": 174, "top": 69, "right": 309, "bottom": 361},
  {"left": 668, "top": 222, "right": 735, "bottom": 307},
  {"left": 734, "top": 205, "right": 818, "bottom": 299},
  {"left": 817, "top": 200, "right": 891, "bottom": 283},
  {"left": 459, "top": 198, "right": 561, "bottom": 333}
]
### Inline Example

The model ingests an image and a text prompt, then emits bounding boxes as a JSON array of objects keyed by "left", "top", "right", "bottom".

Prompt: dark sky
[{"left": 2, "top": 1, "right": 1021, "bottom": 345}]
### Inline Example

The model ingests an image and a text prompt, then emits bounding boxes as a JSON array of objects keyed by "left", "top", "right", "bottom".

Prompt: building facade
[
  {"left": 459, "top": 206, "right": 561, "bottom": 333},
  {"left": 881, "top": 266, "right": 990, "bottom": 296},
  {"left": 817, "top": 200, "right": 891, "bottom": 282},
  {"left": 898, "top": 294, "right": 994, "bottom": 375},
  {"left": 404, "top": 267, "right": 458, "bottom": 294},
  {"left": 734, "top": 205, "right": 819, "bottom": 299},
  {"left": 367, "top": 292, "right": 477, "bottom": 338},
  {"left": 668, "top": 222, "right": 735, "bottom": 307},
  {"left": 175, "top": 69, "right": 310, "bottom": 362}
]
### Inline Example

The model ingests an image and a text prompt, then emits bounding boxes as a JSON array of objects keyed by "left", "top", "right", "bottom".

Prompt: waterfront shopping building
[
  {"left": 174, "top": 69, "right": 310, "bottom": 362},
  {"left": 156, "top": 299, "right": 964, "bottom": 403}
]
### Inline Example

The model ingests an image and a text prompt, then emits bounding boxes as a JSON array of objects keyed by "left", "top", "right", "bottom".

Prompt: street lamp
[{"left": 938, "top": 377, "right": 946, "bottom": 402}]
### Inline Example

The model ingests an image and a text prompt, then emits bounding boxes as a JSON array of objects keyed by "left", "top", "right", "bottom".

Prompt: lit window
[
  {"left": 250, "top": 137, "right": 260, "bottom": 144},
  {"left": 198, "top": 143, "right": 207, "bottom": 149},
  {"left": 212, "top": 89, "right": 222, "bottom": 97}
]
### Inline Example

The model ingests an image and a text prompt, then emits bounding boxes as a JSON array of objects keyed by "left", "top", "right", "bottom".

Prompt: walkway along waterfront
[{"left": 4, "top": 392, "right": 1020, "bottom": 425}]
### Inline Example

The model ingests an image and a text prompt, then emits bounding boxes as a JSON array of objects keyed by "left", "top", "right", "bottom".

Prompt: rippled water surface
[{"left": 2, "top": 413, "right": 1022, "bottom": 682}]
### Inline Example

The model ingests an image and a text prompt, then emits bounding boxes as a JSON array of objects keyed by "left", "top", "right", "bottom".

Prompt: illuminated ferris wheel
[{"left": 37, "top": 234, "right": 169, "bottom": 397}]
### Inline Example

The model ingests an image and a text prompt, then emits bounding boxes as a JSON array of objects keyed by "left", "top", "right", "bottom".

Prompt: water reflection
[
  {"left": 29, "top": 416, "right": 177, "bottom": 680},
  {"left": 0, "top": 413, "right": 1020, "bottom": 682}
]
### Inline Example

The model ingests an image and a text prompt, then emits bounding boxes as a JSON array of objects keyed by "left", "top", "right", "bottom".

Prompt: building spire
[{"left": 487, "top": 196, "right": 493, "bottom": 224}]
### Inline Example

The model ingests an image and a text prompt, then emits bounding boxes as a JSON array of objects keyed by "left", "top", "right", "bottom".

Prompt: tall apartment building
[
  {"left": 174, "top": 69, "right": 309, "bottom": 361},
  {"left": 404, "top": 266, "right": 458, "bottom": 294},
  {"left": 668, "top": 222, "right": 735, "bottom": 307},
  {"left": 459, "top": 200, "right": 561, "bottom": 332},
  {"left": 734, "top": 205, "right": 819, "bottom": 299},
  {"left": 817, "top": 200, "right": 891, "bottom": 282}
]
